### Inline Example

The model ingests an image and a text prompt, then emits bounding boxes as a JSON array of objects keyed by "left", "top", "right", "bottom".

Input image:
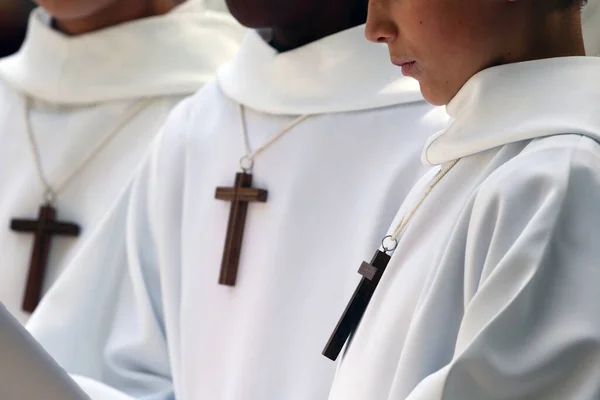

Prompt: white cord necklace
[
  {"left": 23, "top": 96, "right": 153, "bottom": 204},
  {"left": 323, "top": 158, "right": 460, "bottom": 361},
  {"left": 381, "top": 159, "right": 460, "bottom": 252},
  {"left": 11, "top": 96, "right": 153, "bottom": 314},
  {"left": 238, "top": 104, "right": 312, "bottom": 172},
  {"left": 214, "top": 104, "right": 312, "bottom": 287}
]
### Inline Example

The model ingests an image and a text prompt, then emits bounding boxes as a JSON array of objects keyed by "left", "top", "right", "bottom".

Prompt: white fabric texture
[
  {"left": 204, "top": 0, "right": 229, "bottom": 12},
  {"left": 0, "top": 1, "right": 245, "bottom": 324},
  {"left": 28, "top": 26, "right": 448, "bottom": 399},
  {"left": 328, "top": 56, "right": 600, "bottom": 400},
  {"left": 0, "top": 2, "right": 245, "bottom": 104}
]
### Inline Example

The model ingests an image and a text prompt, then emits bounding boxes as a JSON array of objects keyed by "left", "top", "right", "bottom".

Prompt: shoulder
[
  {"left": 0, "top": 74, "right": 20, "bottom": 105},
  {"left": 479, "top": 134, "right": 600, "bottom": 201},
  {"left": 155, "top": 79, "right": 230, "bottom": 144},
  {"left": 463, "top": 135, "right": 600, "bottom": 290},
  {"left": 462, "top": 135, "right": 600, "bottom": 276},
  {"left": 147, "top": 78, "right": 236, "bottom": 171},
  {"left": 0, "top": 77, "right": 23, "bottom": 134},
  {"left": 469, "top": 134, "right": 600, "bottom": 240},
  {"left": 0, "top": 76, "right": 11, "bottom": 93},
  {"left": 161, "top": 78, "right": 233, "bottom": 136}
]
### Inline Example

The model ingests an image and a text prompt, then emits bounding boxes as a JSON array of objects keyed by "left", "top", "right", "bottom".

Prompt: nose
[{"left": 365, "top": 0, "right": 398, "bottom": 44}]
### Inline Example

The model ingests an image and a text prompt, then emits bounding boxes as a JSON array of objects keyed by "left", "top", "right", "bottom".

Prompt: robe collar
[
  {"left": 422, "top": 56, "right": 600, "bottom": 165},
  {"left": 217, "top": 25, "right": 424, "bottom": 115},
  {"left": 0, "top": 1, "right": 244, "bottom": 104}
]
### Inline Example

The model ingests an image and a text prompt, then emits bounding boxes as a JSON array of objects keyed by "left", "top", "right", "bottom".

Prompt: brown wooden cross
[
  {"left": 322, "top": 250, "right": 391, "bottom": 361},
  {"left": 10, "top": 204, "right": 80, "bottom": 313},
  {"left": 215, "top": 172, "right": 268, "bottom": 286}
]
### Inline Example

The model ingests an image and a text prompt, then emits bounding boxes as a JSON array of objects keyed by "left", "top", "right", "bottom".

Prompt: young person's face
[{"left": 366, "top": 0, "right": 510, "bottom": 105}]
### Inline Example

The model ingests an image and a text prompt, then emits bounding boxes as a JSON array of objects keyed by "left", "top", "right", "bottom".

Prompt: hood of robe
[
  {"left": 0, "top": 0, "right": 245, "bottom": 104},
  {"left": 217, "top": 25, "right": 425, "bottom": 115},
  {"left": 422, "top": 56, "right": 600, "bottom": 165},
  {"left": 583, "top": 0, "right": 600, "bottom": 56}
]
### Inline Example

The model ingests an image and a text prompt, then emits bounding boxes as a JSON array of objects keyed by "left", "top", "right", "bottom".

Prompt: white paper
[{"left": 0, "top": 304, "right": 89, "bottom": 400}]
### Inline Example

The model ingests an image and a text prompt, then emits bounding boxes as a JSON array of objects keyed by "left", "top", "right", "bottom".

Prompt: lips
[{"left": 391, "top": 56, "right": 417, "bottom": 76}]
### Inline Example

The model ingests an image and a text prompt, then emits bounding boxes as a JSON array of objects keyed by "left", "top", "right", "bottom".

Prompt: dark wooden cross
[
  {"left": 215, "top": 172, "right": 268, "bottom": 286},
  {"left": 10, "top": 204, "right": 80, "bottom": 313},
  {"left": 322, "top": 250, "right": 391, "bottom": 361}
]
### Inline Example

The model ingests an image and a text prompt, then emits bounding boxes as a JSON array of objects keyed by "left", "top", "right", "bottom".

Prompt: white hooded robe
[
  {"left": 0, "top": 1, "right": 244, "bottom": 323},
  {"left": 329, "top": 57, "right": 600, "bottom": 400}
]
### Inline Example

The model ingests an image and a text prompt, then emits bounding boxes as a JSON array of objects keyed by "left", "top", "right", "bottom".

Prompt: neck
[
  {"left": 54, "top": 0, "right": 180, "bottom": 35},
  {"left": 499, "top": 6, "right": 585, "bottom": 64},
  {"left": 270, "top": 2, "right": 367, "bottom": 52}
]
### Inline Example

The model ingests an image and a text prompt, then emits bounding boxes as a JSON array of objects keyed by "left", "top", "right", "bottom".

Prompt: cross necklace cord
[
  {"left": 322, "top": 158, "right": 460, "bottom": 361},
  {"left": 215, "top": 104, "right": 312, "bottom": 286},
  {"left": 10, "top": 96, "right": 152, "bottom": 313}
]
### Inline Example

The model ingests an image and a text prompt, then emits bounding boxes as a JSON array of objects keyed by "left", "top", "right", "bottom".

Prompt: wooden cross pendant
[
  {"left": 215, "top": 172, "right": 268, "bottom": 286},
  {"left": 322, "top": 250, "right": 391, "bottom": 361},
  {"left": 10, "top": 204, "right": 80, "bottom": 313}
]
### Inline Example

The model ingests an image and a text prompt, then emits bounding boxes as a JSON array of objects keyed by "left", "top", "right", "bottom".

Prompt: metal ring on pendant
[
  {"left": 44, "top": 189, "right": 56, "bottom": 205},
  {"left": 381, "top": 235, "right": 398, "bottom": 253},
  {"left": 239, "top": 156, "right": 254, "bottom": 173}
]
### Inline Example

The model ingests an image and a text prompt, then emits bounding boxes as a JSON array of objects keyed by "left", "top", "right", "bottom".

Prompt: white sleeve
[
  {"left": 406, "top": 140, "right": 600, "bottom": 400},
  {"left": 28, "top": 98, "right": 194, "bottom": 400}
]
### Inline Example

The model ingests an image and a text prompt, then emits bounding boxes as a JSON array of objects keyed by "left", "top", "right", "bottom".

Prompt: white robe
[
  {"left": 27, "top": 26, "right": 448, "bottom": 399},
  {"left": 328, "top": 56, "right": 600, "bottom": 400},
  {"left": 0, "top": 1, "right": 244, "bottom": 324},
  {"left": 204, "top": 0, "right": 229, "bottom": 12}
]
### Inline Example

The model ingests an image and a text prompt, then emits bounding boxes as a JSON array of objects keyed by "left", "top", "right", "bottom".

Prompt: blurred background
[{"left": 0, "top": 0, "right": 35, "bottom": 58}]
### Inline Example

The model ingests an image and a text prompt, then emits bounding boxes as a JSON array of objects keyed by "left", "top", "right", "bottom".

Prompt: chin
[
  {"left": 419, "top": 83, "right": 448, "bottom": 107},
  {"left": 224, "top": 0, "right": 312, "bottom": 29},
  {"left": 36, "top": 0, "right": 117, "bottom": 20},
  {"left": 223, "top": 10, "right": 271, "bottom": 28},
  {"left": 224, "top": 0, "right": 275, "bottom": 28}
]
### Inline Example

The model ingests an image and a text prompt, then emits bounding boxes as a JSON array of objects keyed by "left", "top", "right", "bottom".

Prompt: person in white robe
[
  {"left": 0, "top": 0, "right": 244, "bottom": 324},
  {"left": 327, "top": 0, "right": 600, "bottom": 399},
  {"left": 26, "top": 0, "right": 449, "bottom": 398}
]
